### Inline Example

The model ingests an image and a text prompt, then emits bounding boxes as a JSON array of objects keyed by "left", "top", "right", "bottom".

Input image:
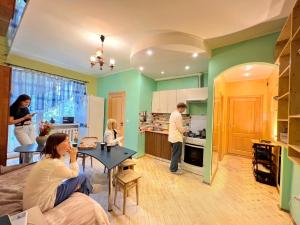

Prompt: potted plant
[{"left": 36, "top": 121, "right": 53, "bottom": 146}]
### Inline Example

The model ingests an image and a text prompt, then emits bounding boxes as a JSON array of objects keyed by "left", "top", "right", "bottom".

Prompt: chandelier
[{"left": 90, "top": 35, "right": 115, "bottom": 70}]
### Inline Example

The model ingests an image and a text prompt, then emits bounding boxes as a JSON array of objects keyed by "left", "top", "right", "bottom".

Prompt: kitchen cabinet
[
  {"left": 185, "top": 87, "right": 208, "bottom": 101},
  {"left": 152, "top": 88, "right": 208, "bottom": 113},
  {"left": 152, "top": 90, "right": 177, "bottom": 113},
  {"left": 145, "top": 131, "right": 172, "bottom": 160},
  {"left": 152, "top": 92, "right": 160, "bottom": 113}
]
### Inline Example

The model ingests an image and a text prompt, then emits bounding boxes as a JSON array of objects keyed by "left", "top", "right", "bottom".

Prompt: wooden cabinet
[
  {"left": 185, "top": 87, "right": 208, "bottom": 101},
  {"left": 145, "top": 131, "right": 172, "bottom": 160},
  {"left": 159, "top": 91, "right": 168, "bottom": 113},
  {"left": 275, "top": 0, "right": 300, "bottom": 166}
]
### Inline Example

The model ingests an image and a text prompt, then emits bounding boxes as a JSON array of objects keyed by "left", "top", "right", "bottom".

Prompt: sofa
[{"left": 0, "top": 163, "right": 110, "bottom": 225}]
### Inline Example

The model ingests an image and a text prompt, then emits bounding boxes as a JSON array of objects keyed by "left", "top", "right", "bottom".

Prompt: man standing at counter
[{"left": 168, "top": 103, "right": 188, "bottom": 174}]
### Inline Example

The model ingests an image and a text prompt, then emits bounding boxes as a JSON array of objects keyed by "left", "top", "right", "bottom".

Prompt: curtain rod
[{"left": 5, "top": 63, "right": 89, "bottom": 84}]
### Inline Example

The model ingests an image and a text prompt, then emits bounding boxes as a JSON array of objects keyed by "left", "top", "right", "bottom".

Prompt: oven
[{"left": 181, "top": 138, "right": 205, "bottom": 175}]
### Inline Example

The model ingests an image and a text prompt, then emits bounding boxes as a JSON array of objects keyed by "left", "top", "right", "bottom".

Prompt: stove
[
  {"left": 184, "top": 137, "right": 206, "bottom": 146},
  {"left": 181, "top": 137, "right": 205, "bottom": 176}
]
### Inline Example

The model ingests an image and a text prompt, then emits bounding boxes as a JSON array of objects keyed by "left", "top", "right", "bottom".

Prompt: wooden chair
[
  {"left": 77, "top": 137, "right": 98, "bottom": 171},
  {"left": 114, "top": 169, "right": 141, "bottom": 215},
  {"left": 118, "top": 159, "right": 136, "bottom": 172}
]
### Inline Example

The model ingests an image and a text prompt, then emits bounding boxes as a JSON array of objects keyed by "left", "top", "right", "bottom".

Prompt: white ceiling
[
  {"left": 9, "top": 0, "right": 295, "bottom": 78},
  {"left": 221, "top": 63, "right": 278, "bottom": 83}
]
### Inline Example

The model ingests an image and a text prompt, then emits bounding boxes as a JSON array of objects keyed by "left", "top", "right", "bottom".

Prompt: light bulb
[
  {"left": 110, "top": 58, "right": 115, "bottom": 65},
  {"left": 146, "top": 49, "right": 153, "bottom": 56},
  {"left": 139, "top": 66, "right": 144, "bottom": 71},
  {"left": 185, "top": 65, "right": 190, "bottom": 70},
  {"left": 96, "top": 50, "right": 102, "bottom": 57},
  {"left": 192, "top": 53, "right": 198, "bottom": 58},
  {"left": 90, "top": 56, "right": 96, "bottom": 63}
]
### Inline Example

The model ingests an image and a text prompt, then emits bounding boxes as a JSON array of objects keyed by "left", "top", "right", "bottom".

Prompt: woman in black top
[{"left": 9, "top": 94, "right": 36, "bottom": 151}]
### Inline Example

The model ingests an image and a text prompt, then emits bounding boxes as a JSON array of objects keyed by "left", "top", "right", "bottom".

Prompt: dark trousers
[
  {"left": 170, "top": 142, "right": 182, "bottom": 172},
  {"left": 54, "top": 173, "right": 92, "bottom": 206}
]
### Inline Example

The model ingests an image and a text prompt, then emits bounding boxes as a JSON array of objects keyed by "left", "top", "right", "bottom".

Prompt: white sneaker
[{"left": 171, "top": 170, "right": 183, "bottom": 175}]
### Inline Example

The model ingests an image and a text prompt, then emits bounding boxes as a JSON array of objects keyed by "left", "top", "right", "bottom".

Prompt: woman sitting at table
[
  {"left": 23, "top": 133, "right": 93, "bottom": 212},
  {"left": 104, "top": 119, "right": 123, "bottom": 146}
]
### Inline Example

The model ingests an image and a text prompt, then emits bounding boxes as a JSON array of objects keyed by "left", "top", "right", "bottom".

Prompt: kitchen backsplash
[{"left": 139, "top": 112, "right": 191, "bottom": 133}]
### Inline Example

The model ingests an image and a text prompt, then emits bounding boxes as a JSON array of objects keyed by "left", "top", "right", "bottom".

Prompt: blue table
[{"left": 78, "top": 144, "right": 136, "bottom": 211}]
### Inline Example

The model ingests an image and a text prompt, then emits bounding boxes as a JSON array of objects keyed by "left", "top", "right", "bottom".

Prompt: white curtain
[{"left": 8, "top": 67, "right": 87, "bottom": 153}]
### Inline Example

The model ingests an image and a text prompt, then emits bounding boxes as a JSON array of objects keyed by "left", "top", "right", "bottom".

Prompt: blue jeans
[
  {"left": 54, "top": 173, "right": 92, "bottom": 206},
  {"left": 170, "top": 142, "right": 182, "bottom": 172}
]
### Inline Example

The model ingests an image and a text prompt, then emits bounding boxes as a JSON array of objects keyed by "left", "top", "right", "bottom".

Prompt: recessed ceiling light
[
  {"left": 245, "top": 65, "right": 253, "bottom": 71},
  {"left": 139, "top": 66, "right": 144, "bottom": 71},
  {"left": 161, "top": 71, "right": 165, "bottom": 74},
  {"left": 192, "top": 53, "right": 198, "bottom": 58},
  {"left": 185, "top": 65, "right": 190, "bottom": 70},
  {"left": 244, "top": 72, "right": 250, "bottom": 77},
  {"left": 146, "top": 49, "right": 153, "bottom": 56}
]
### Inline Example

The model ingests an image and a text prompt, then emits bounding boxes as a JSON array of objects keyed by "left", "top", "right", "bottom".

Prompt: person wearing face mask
[
  {"left": 23, "top": 133, "right": 93, "bottom": 212},
  {"left": 9, "top": 94, "right": 36, "bottom": 162}
]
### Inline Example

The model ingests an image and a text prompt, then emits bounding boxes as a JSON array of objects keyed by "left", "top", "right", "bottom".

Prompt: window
[{"left": 8, "top": 67, "right": 87, "bottom": 153}]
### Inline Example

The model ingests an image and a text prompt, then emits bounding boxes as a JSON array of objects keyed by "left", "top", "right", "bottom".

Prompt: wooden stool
[
  {"left": 114, "top": 169, "right": 141, "bottom": 215},
  {"left": 118, "top": 159, "right": 136, "bottom": 172}
]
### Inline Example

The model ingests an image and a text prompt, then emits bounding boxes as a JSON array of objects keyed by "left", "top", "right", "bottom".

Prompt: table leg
[
  {"left": 108, "top": 168, "right": 113, "bottom": 211},
  {"left": 19, "top": 153, "right": 23, "bottom": 164}
]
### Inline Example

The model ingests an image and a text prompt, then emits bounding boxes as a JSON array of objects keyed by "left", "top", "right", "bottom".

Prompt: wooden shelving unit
[{"left": 276, "top": 0, "right": 300, "bottom": 166}]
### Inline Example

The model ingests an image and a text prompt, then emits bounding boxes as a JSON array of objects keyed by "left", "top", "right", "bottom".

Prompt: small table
[
  {"left": 14, "top": 144, "right": 43, "bottom": 164},
  {"left": 78, "top": 145, "right": 136, "bottom": 211}
]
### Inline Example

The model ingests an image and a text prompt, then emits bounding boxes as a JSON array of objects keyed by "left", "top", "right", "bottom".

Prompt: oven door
[{"left": 183, "top": 143, "right": 204, "bottom": 167}]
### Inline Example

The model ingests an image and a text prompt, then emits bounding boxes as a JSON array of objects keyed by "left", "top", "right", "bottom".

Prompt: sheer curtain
[{"left": 8, "top": 67, "right": 87, "bottom": 153}]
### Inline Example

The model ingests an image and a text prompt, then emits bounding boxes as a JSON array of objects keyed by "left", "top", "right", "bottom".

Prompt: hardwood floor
[{"left": 85, "top": 155, "right": 291, "bottom": 225}]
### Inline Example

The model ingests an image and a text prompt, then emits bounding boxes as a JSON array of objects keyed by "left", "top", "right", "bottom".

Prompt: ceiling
[
  {"left": 9, "top": 0, "right": 296, "bottom": 79},
  {"left": 220, "top": 63, "right": 278, "bottom": 83}
]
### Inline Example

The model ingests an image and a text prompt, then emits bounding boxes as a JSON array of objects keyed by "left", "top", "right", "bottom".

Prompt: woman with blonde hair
[{"left": 104, "top": 119, "right": 123, "bottom": 146}]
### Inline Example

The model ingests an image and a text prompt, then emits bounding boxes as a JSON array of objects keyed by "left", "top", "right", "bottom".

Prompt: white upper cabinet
[
  {"left": 152, "top": 91, "right": 160, "bottom": 113},
  {"left": 185, "top": 87, "right": 208, "bottom": 101},
  {"left": 152, "top": 88, "right": 208, "bottom": 113},
  {"left": 159, "top": 91, "right": 168, "bottom": 113},
  {"left": 167, "top": 90, "right": 177, "bottom": 113}
]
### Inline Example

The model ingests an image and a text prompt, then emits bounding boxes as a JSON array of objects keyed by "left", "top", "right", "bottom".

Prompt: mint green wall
[
  {"left": 97, "top": 70, "right": 156, "bottom": 157},
  {"left": 205, "top": 32, "right": 300, "bottom": 223},
  {"left": 205, "top": 33, "right": 279, "bottom": 185},
  {"left": 290, "top": 164, "right": 300, "bottom": 224},
  {"left": 189, "top": 102, "right": 207, "bottom": 115},
  {"left": 156, "top": 73, "right": 208, "bottom": 91},
  {"left": 137, "top": 75, "right": 157, "bottom": 156}
]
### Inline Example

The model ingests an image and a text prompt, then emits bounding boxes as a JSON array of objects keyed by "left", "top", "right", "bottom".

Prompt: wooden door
[
  {"left": 227, "top": 96, "right": 263, "bottom": 157},
  {"left": 0, "top": 65, "right": 11, "bottom": 165},
  {"left": 213, "top": 96, "right": 223, "bottom": 160},
  {"left": 108, "top": 92, "right": 125, "bottom": 144}
]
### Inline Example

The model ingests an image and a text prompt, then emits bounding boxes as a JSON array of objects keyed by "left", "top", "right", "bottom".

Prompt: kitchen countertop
[{"left": 145, "top": 130, "right": 169, "bottom": 135}]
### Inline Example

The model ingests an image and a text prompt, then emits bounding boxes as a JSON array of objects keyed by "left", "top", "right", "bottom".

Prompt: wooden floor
[{"left": 84, "top": 155, "right": 292, "bottom": 225}]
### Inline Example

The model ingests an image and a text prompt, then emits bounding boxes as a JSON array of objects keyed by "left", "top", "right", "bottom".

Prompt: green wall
[
  {"left": 156, "top": 73, "right": 208, "bottom": 91},
  {"left": 97, "top": 70, "right": 156, "bottom": 157},
  {"left": 189, "top": 102, "right": 207, "bottom": 115},
  {"left": 6, "top": 54, "right": 97, "bottom": 95},
  {"left": 206, "top": 32, "right": 300, "bottom": 224}
]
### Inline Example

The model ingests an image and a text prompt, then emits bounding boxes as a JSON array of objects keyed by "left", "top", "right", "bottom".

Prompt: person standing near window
[
  {"left": 168, "top": 103, "right": 188, "bottom": 174},
  {"left": 9, "top": 94, "right": 36, "bottom": 162}
]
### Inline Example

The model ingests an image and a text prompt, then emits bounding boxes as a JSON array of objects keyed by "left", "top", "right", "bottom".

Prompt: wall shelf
[
  {"left": 289, "top": 145, "right": 300, "bottom": 153},
  {"left": 276, "top": 0, "right": 300, "bottom": 168},
  {"left": 279, "top": 65, "right": 290, "bottom": 78}
]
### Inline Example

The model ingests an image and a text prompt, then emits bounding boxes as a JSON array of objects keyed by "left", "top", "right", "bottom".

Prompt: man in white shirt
[{"left": 168, "top": 103, "right": 188, "bottom": 174}]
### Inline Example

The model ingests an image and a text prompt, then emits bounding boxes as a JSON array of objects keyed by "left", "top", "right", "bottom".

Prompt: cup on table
[
  {"left": 100, "top": 142, "right": 106, "bottom": 150},
  {"left": 107, "top": 145, "right": 111, "bottom": 152}
]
